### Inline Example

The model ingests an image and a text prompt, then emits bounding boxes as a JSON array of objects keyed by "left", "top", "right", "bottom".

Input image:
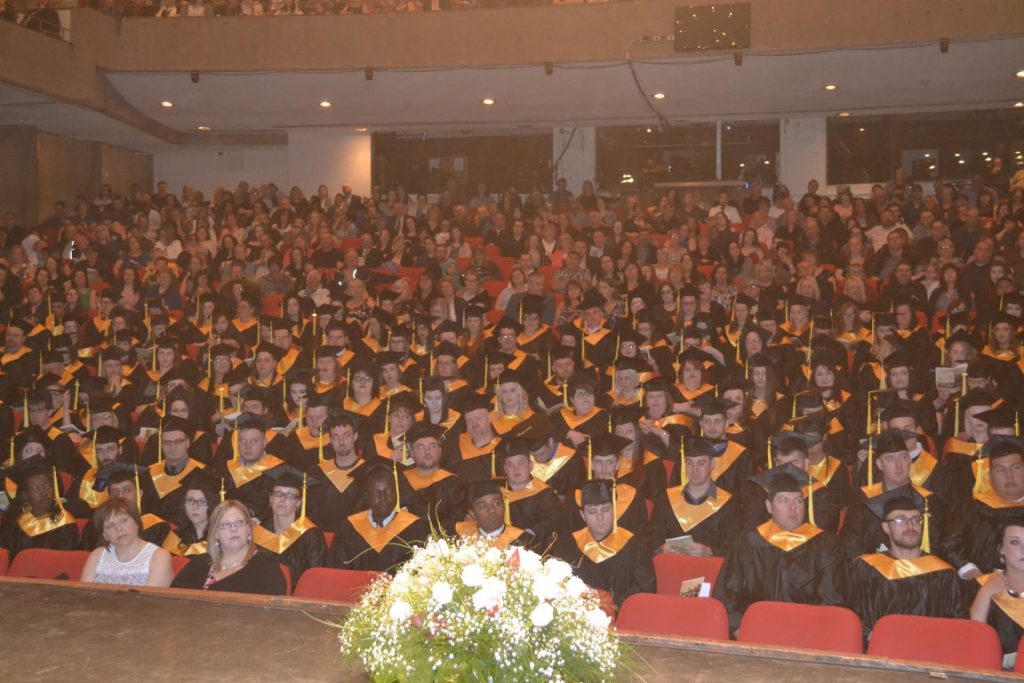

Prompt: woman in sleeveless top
[{"left": 81, "top": 498, "right": 174, "bottom": 588}]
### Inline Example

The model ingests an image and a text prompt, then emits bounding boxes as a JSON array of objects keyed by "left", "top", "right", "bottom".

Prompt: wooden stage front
[{"left": 0, "top": 578, "right": 1019, "bottom": 682}]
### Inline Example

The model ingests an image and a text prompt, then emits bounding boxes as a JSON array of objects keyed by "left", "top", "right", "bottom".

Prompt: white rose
[
  {"left": 565, "top": 576, "right": 587, "bottom": 597},
  {"left": 435, "top": 538, "right": 450, "bottom": 556},
  {"left": 471, "top": 577, "right": 506, "bottom": 611},
  {"left": 461, "top": 563, "right": 485, "bottom": 587},
  {"left": 389, "top": 600, "right": 413, "bottom": 622},
  {"left": 585, "top": 607, "right": 610, "bottom": 632},
  {"left": 484, "top": 546, "right": 502, "bottom": 564},
  {"left": 543, "top": 558, "right": 573, "bottom": 583},
  {"left": 518, "top": 549, "right": 543, "bottom": 574},
  {"left": 530, "top": 601, "right": 554, "bottom": 628},
  {"left": 431, "top": 581, "right": 454, "bottom": 606},
  {"left": 532, "top": 575, "right": 559, "bottom": 602}
]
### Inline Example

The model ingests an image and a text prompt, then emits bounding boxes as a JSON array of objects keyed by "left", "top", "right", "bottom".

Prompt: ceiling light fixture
[
  {"left": 319, "top": 101, "right": 332, "bottom": 108},
  {"left": 355, "top": 127, "right": 368, "bottom": 132},
  {"left": 652, "top": 92, "right": 666, "bottom": 100},
  {"left": 823, "top": 84, "right": 838, "bottom": 91},
  {"left": 858, "top": 127, "right": 866, "bottom": 133},
  {"left": 1015, "top": 102, "right": 1024, "bottom": 109},
  {"left": 160, "top": 101, "right": 174, "bottom": 108},
  {"left": 1017, "top": 69, "right": 1024, "bottom": 79},
  {"left": 197, "top": 125, "right": 210, "bottom": 131},
  {"left": 838, "top": 111, "right": 851, "bottom": 117},
  {"left": 481, "top": 98, "right": 495, "bottom": 106}
]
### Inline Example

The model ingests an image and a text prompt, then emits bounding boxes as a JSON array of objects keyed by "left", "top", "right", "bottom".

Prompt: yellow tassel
[
  {"left": 220, "top": 477, "right": 226, "bottom": 503},
  {"left": 392, "top": 461, "right": 401, "bottom": 513},
  {"left": 679, "top": 438, "right": 687, "bottom": 487},
  {"left": 867, "top": 438, "right": 874, "bottom": 487},
  {"left": 134, "top": 467, "right": 142, "bottom": 513},
  {"left": 588, "top": 438, "right": 593, "bottom": 481},
  {"left": 490, "top": 449, "right": 496, "bottom": 479},
  {"left": 612, "top": 481, "right": 618, "bottom": 534},
  {"left": 503, "top": 486, "right": 511, "bottom": 529},
  {"left": 301, "top": 472, "right": 308, "bottom": 520},
  {"left": 318, "top": 424, "right": 324, "bottom": 463},
  {"left": 157, "top": 417, "right": 163, "bottom": 463},
  {"left": 807, "top": 479, "right": 816, "bottom": 528},
  {"left": 922, "top": 497, "right": 931, "bottom": 554},
  {"left": 767, "top": 436, "right": 773, "bottom": 469},
  {"left": 384, "top": 395, "right": 391, "bottom": 435}
]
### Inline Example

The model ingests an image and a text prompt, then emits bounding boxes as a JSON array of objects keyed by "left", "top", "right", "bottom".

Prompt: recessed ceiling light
[
  {"left": 355, "top": 127, "right": 368, "bottom": 132},
  {"left": 197, "top": 125, "right": 210, "bottom": 131},
  {"left": 160, "top": 101, "right": 174, "bottom": 108},
  {"left": 319, "top": 100, "right": 332, "bottom": 108},
  {"left": 645, "top": 127, "right": 653, "bottom": 133},
  {"left": 481, "top": 98, "right": 495, "bottom": 106},
  {"left": 924, "top": 153, "right": 931, "bottom": 158},
  {"left": 1017, "top": 70, "right": 1024, "bottom": 79},
  {"left": 953, "top": 152, "right": 960, "bottom": 157},
  {"left": 838, "top": 111, "right": 851, "bottom": 117},
  {"left": 1015, "top": 102, "right": 1024, "bottom": 109},
  {"left": 823, "top": 84, "right": 838, "bottom": 91},
  {"left": 652, "top": 92, "right": 666, "bottom": 100},
  {"left": 858, "top": 127, "right": 866, "bottom": 133}
]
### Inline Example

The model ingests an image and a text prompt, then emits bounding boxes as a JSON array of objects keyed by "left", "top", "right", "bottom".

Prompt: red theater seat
[
  {"left": 652, "top": 554, "right": 724, "bottom": 596},
  {"left": 0, "top": 550, "right": 8, "bottom": 575},
  {"left": 170, "top": 556, "right": 190, "bottom": 577},
  {"left": 616, "top": 594, "right": 729, "bottom": 641},
  {"left": 8, "top": 549, "right": 90, "bottom": 581},
  {"left": 279, "top": 564, "right": 292, "bottom": 595},
  {"left": 738, "top": 601, "right": 863, "bottom": 654},
  {"left": 867, "top": 614, "right": 1002, "bottom": 671},
  {"left": 1015, "top": 635, "right": 1024, "bottom": 673},
  {"left": 293, "top": 567, "right": 380, "bottom": 604}
]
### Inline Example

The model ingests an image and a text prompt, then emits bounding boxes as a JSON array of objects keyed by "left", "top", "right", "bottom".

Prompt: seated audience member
[
  {"left": 252, "top": 466, "right": 326, "bottom": 589},
  {"left": 848, "top": 496, "right": 964, "bottom": 639},
  {"left": 80, "top": 498, "right": 174, "bottom": 587},
  {"left": 971, "top": 523, "right": 1024, "bottom": 669},
  {"left": 715, "top": 473, "right": 846, "bottom": 634},
  {"left": 0, "top": 464, "right": 79, "bottom": 560},
  {"left": 455, "top": 478, "right": 531, "bottom": 550},
  {"left": 171, "top": 500, "right": 288, "bottom": 595},
  {"left": 162, "top": 479, "right": 218, "bottom": 557}
]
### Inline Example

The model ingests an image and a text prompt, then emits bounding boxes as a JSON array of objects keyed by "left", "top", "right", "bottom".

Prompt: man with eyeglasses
[
  {"left": 849, "top": 496, "right": 964, "bottom": 640},
  {"left": 444, "top": 394, "right": 502, "bottom": 483},
  {"left": 941, "top": 437, "right": 1024, "bottom": 581},
  {"left": 217, "top": 414, "right": 292, "bottom": 521},
  {"left": 401, "top": 422, "right": 460, "bottom": 532},
  {"left": 253, "top": 466, "right": 326, "bottom": 590},
  {"left": 842, "top": 431, "right": 943, "bottom": 560},
  {"left": 144, "top": 416, "right": 209, "bottom": 521}
]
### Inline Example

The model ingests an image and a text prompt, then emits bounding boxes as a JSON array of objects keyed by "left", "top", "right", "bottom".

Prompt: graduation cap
[
  {"left": 1002, "top": 292, "right": 1024, "bottom": 311},
  {"left": 386, "top": 392, "right": 421, "bottom": 415},
  {"left": 93, "top": 425, "right": 127, "bottom": 446},
  {"left": 264, "top": 464, "right": 318, "bottom": 492},
  {"left": 494, "top": 317, "right": 523, "bottom": 336},
  {"left": 462, "top": 394, "right": 494, "bottom": 415},
  {"left": 787, "top": 294, "right": 813, "bottom": 310},
  {"left": 376, "top": 351, "right": 404, "bottom": 368},
  {"left": 502, "top": 412, "right": 554, "bottom": 443},
  {"left": 495, "top": 367, "right": 526, "bottom": 386},
  {"left": 521, "top": 294, "right": 547, "bottom": 317},
  {"left": 789, "top": 413, "right": 826, "bottom": 438},
  {"left": 252, "top": 343, "right": 285, "bottom": 361},
  {"left": 488, "top": 351, "right": 516, "bottom": 369},
  {"left": 7, "top": 462, "right": 58, "bottom": 489},
  {"left": 771, "top": 431, "right": 819, "bottom": 452},
  {"left": 466, "top": 478, "right": 505, "bottom": 505},
  {"left": 265, "top": 317, "right": 292, "bottom": 334},
  {"left": 13, "top": 427, "right": 50, "bottom": 460},
  {"left": 752, "top": 462, "right": 813, "bottom": 493},
  {"left": 735, "top": 293, "right": 758, "bottom": 309},
  {"left": 694, "top": 394, "right": 737, "bottom": 417},
  {"left": 682, "top": 436, "right": 721, "bottom": 459},
  {"left": 960, "top": 389, "right": 997, "bottom": 413},
  {"left": 945, "top": 329, "right": 977, "bottom": 349},
  {"left": 495, "top": 438, "right": 531, "bottom": 464},
  {"left": 677, "top": 345, "right": 715, "bottom": 367},
  {"left": 95, "top": 461, "right": 147, "bottom": 486},
  {"left": 874, "top": 312, "right": 897, "bottom": 329},
  {"left": 882, "top": 495, "right": 924, "bottom": 518},
  {"left": 976, "top": 405, "right": 1017, "bottom": 431},
  {"left": 567, "top": 372, "right": 598, "bottom": 396},
  {"left": 235, "top": 413, "right": 270, "bottom": 432},
  {"left": 579, "top": 479, "right": 615, "bottom": 507},
  {"left": 883, "top": 351, "right": 913, "bottom": 371},
  {"left": 609, "top": 405, "right": 645, "bottom": 427},
  {"left": 580, "top": 289, "right": 606, "bottom": 311},
  {"left": 615, "top": 327, "right": 646, "bottom": 348},
  {"left": 41, "top": 350, "right": 64, "bottom": 366},
  {"left": 433, "top": 341, "right": 464, "bottom": 360},
  {"left": 100, "top": 347, "right": 128, "bottom": 364},
  {"left": 89, "top": 397, "right": 119, "bottom": 415},
  {"left": 585, "top": 433, "right": 632, "bottom": 459},
  {"left": 966, "top": 362, "right": 991, "bottom": 380},
  {"left": 991, "top": 311, "right": 1019, "bottom": 329},
  {"left": 6, "top": 319, "right": 32, "bottom": 335},
  {"left": 210, "top": 343, "right": 238, "bottom": 360},
  {"left": 159, "top": 415, "right": 198, "bottom": 439},
  {"left": 746, "top": 352, "right": 776, "bottom": 369},
  {"left": 435, "top": 320, "right": 463, "bottom": 337},
  {"left": 681, "top": 325, "right": 704, "bottom": 342},
  {"left": 464, "top": 305, "right": 488, "bottom": 321},
  {"left": 739, "top": 324, "right": 771, "bottom": 347},
  {"left": 982, "top": 435, "right": 1024, "bottom": 461},
  {"left": 315, "top": 303, "right": 340, "bottom": 318},
  {"left": 872, "top": 431, "right": 908, "bottom": 456},
  {"left": 405, "top": 422, "right": 446, "bottom": 446},
  {"left": 223, "top": 364, "right": 252, "bottom": 386},
  {"left": 34, "top": 372, "right": 64, "bottom": 389},
  {"left": 612, "top": 356, "right": 647, "bottom": 375}
]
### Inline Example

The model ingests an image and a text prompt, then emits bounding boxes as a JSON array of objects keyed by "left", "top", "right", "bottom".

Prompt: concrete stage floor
[{"left": 0, "top": 578, "right": 1019, "bottom": 682}]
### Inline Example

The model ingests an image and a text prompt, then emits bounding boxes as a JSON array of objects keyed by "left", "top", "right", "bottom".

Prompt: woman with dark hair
[
  {"left": 610, "top": 409, "right": 667, "bottom": 501},
  {"left": 971, "top": 523, "right": 1024, "bottom": 669},
  {"left": 553, "top": 280, "right": 583, "bottom": 327},
  {"left": 340, "top": 362, "right": 384, "bottom": 435},
  {"left": 162, "top": 478, "right": 219, "bottom": 558},
  {"left": 418, "top": 377, "right": 461, "bottom": 432},
  {"left": 928, "top": 263, "right": 968, "bottom": 316},
  {"left": 171, "top": 500, "right": 287, "bottom": 595},
  {"left": 0, "top": 465, "right": 78, "bottom": 560},
  {"left": 80, "top": 498, "right": 173, "bottom": 587}
]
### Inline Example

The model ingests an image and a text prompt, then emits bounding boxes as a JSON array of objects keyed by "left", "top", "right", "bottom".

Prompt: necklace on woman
[{"left": 219, "top": 555, "right": 247, "bottom": 573}]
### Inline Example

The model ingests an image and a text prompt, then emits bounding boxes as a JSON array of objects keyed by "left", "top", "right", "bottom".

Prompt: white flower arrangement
[{"left": 338, "top": 535, "right": 621, "bottom": 682}]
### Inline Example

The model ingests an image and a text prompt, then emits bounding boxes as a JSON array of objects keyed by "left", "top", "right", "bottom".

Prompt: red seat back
[
  {"left": 616, "top": 593, "right": 729, "bottom": 641},
  {"left": 279, "top": 564, "right": 292, "bottom": 595},
  {"left": 0, "top": 549, "right": 8, "bottom": 576},
  {"left": 292, "top": 567, "right": 380, "bottom": 604},
  {"left": 867, "top": 614, "right": 1002, "bottom": 671},
  {"left": 170, "top": 556, "right": 190, "bottom": 577},
  {"left": 738, "top": 601, "right": 863, "bottom": 654},
  {"left": 8, "top": 549, "right": 91, "bottom": 581},
  {"left": 1015, "top": 634, "right": 1024, "bottom": 673},
  {"left": 652, "top": 554, "right": 724, "bottom": 595}
]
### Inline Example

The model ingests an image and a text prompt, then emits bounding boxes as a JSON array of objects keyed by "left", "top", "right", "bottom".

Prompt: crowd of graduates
[{"left": 2, "top": 170, "right": 1024, "bottom": 665}]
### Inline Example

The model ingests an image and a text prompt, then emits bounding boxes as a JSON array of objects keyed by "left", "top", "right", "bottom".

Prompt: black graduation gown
[
  {"left": 569, "top": 483, "right": 648, "bottom": 534},
  {"left": 402, "top": 468, "right": 462, "bottom": 532},
  {"left": 807, "top": 454, "right": 855, "bottom": 510},
  {"left": 616, "top": 451, "right": 668, "bottom": 501},
  {"left": 145, "top": 459, "right": 214, "bottom": 521},
  {"left": 170, "top": 550, "right": 288, "bottom": 595},
  {"left": 307, "top": 458, "right": 367, "bottom": 529},
  {"left": 714, "top": 522, "right": 847, "bottom": 634},
  {"left": 560, "top": 526, "right": 657, "bottom": 608},
  {"left": 848, "top": 552, "right": 964, "bottom": 639},
  {"left": 253, "top": 519, "right": 327, "bottom": 589},
  {"left": 0, "top": 346, "right": 37, "bottom": 396},
  {"left": 549, "top": 407, "right": 610, "bottom": 445},
  {"left": 529, "top": 445, "right": 585, "bottom": 499},
  {"left": 326, "top": 509, "right": 429, "bottom": 574},
  {"left": 840, "top": 482, "right": 942, "bottom": 559},
  {"left": 932, "top": 438, "right": 984, "bottom": 507},
  {"left": 0, "top": 508, "right": 78, "bottom": 560},
  {"left": 940, "top": 493, "right": 1024, "bottom": 574},
  {"left": 977, "top": 573, "right": 1024, "bottom": 656},
  {"left": 215, "top": 453, "right": 290, "bottom": 522},
  {"left": 505, "top": 479, "right": 564, "bottom": 547},
  {"left": 443, "top": 432, "right": 502, "bottom": 483},
  {"left": 648, "top": 484, "right": 740, "bottom": 556},
  {"left": 708, "top": 440, "right": 756, "bottom": 496}
]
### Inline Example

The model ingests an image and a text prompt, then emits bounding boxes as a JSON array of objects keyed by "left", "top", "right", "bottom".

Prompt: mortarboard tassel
[
  {"left": 301, "top": 472, "right": 308, "bottom": 521},
  {"left": 503, "top": 486, "right": 511, "bottom": 529},
  {"left": 220, "top": 477, "right": 226, "bottom": 503},
  {"left": 922, "top": 497, "right": 931, "bottom": 554},
  {"left": 318, "top": 423, "right": 325, "bottom": 463},
  {"left": 867, "top": 437, "right": 874, "bottom": 488},
  {"left": 807, "top": 477, "right": 816, "bottom": 528},
  {"left": 157, "top": 417, "right": 163, "bottom": 463},
  {"left": 680, "top": 438, "right": 687, "bottom": 487},
  {"left": 392, "top": 460, "right": 401, "bottom": 514},
  {"left": 134, "top": 466, "right": 142, "bottom": 513},
  {"left": 588, "top": 437, "right": 593, "bottom": 481},
  {"left": 384, "top": 395, "right": 392, "bottom": 435},
  {"left": 611, "top": 481, "right": 618, "bottom": 534},
  {"left": 766, "top": 435, "right": 773, "bottom": 470}
]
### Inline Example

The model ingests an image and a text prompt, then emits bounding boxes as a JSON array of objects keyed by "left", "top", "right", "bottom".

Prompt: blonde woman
[{"left": 171, "top": 500, "right": 287, "bottom": 595}]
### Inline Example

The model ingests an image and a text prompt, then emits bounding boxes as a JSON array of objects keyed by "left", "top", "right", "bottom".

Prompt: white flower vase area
[{"left": 338, "top": 536, "right": 622, "bottom": 682}]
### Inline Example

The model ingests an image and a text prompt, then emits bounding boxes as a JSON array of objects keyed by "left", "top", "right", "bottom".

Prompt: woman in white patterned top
[{"left": 81, "top": 498, "right": 174, "bottom": 587}]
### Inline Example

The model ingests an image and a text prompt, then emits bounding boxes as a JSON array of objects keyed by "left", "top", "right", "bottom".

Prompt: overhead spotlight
[
  {"left": 160, "top": 101, "right": 174, "bottom": 108},
  {"left": 196, "top": 125, "right": 210, "bottom": 131},
  {"left": 837, "top": 111, "right": 851, "bottom": 117},
  {"left": 1017, "top": 69, "right": 1024, "bottom": 79},
  {"left": 364, "top": 67, "right": 374, "bottom": 81},
  {"left": 355, "top": 127, "right": 368, "bottom": 132},
  {"left": 544, "top": 62, "right": 554, "bottom": 76},
  {"left": 1015, "top": 102, "right": 1024, "bottom": 109},
  {"left": 733, "top": 52, "right": 742, "bottom": 66},
  {"left": 319, "top": 100, "right": 332, "bottom": 108},
  {"left": 823, "top": 84, "right": 838, "bottom": 92},
  {"left": 652, "top": 92, "right": 666, "bottom": 100},
  {"left": 939, "top": 38, "right": 949, "bottom": 54},
  {"left": 481, "top": 98, "right": 495, "bottom": 106},
  {"left": 190, "top": 71, "right": 199, "bottom": 84}
]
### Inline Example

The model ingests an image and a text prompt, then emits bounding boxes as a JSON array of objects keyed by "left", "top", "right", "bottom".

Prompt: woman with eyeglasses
[
  {"left": 252, "top": 468, "right": 326, "bottom": 590},
  {"left": 162, "top": 479, "right": 218, "bottom": 558},
  {"left": 81, "top": 498, "right": 173, "bottom": 587},
  {"left": 171, "top": 500, "right": 287, "bottom": 595}
]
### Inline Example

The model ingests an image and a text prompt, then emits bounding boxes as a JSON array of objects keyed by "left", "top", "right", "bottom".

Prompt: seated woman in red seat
[
  {"left": 80, "top": 498, "right": 174, "bottom": 587},
  {"left": 0, "top": 464, "right": 79, "bottom": 561}
]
